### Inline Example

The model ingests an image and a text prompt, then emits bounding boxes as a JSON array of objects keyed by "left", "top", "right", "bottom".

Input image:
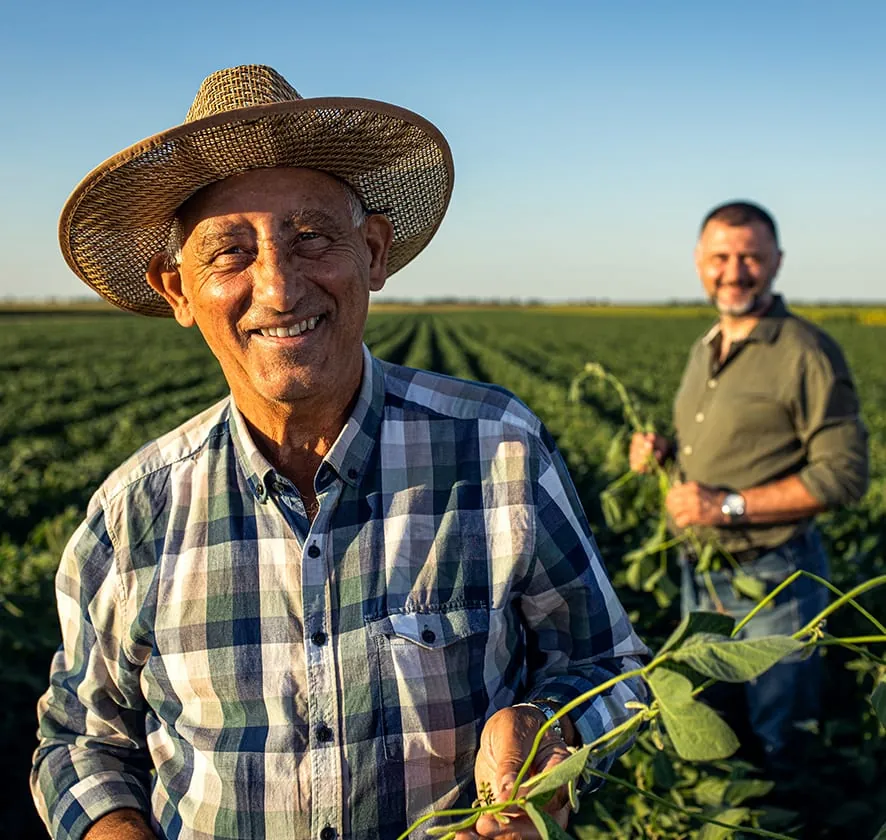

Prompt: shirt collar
[
  {"left": 746, "top": 294, "right": 788, "bottom": 344},
  {"left": 324, "top": 344, "right": 385, "bottom": 488},
  {"left": 702, "top": 294, "right": 788, "bottom": 347},
  {"left": 228, "top": 344, "right": 385, "bottom": 501},
  {"left": 228, "top": 399, "right": 277, "bottom": 503}
]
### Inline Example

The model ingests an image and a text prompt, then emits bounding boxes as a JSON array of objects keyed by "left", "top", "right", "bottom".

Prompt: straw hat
[{"left": 60, "top": 64, "right": 454, "bottom": 316}]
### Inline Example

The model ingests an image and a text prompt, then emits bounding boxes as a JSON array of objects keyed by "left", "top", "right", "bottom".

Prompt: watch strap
[{"left": 513, "top": 699, "right": 564, "bottom": 741}]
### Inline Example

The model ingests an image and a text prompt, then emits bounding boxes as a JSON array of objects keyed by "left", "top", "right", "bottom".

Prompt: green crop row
[{"left": 1, "top": 310, "right": 884, "bottom": 838}]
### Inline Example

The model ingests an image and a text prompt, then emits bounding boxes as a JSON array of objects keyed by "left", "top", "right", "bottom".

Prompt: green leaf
[
  {"left": 648, "top": 667, "right": 740, "bottom": 761},
  {"left": 873, "top": 819, "right": 886, "bottom": 840},
  {"left": 524, "top": 744, "right": 592, "bottom": 801},
  {"left": 658, "top": 611, "right": 735, "bottom": 656},
  {"left": 871, "top": 679, "right": 886, "bottom": 728},
  {"left": 731, "top": 571, "right": 767, "bottom": 602},
  {"left": 693, "top": 777, "right": 730, "bottom": 807},
  {"left": 601, "top": 492, "right": 623, "bottom": 530},
  {"left": 522, "top": 802, "right": 549, "bottom": 839},
  {"left": 696, "top": 807, "right": 751, "bottom": 839},
  {"left": 723, "top": 779, "right": 775, "bottom": 806},
  {"left": 671, "top": 633, "right": 805, "bottom": 683},
  {"left": 538, "top": 808, "right": 573, "bottom": 840},
  {"left": 651, "top": 748, "right": 677, "bottom": 789},
  {"left": 653, "top": 576, "right": 680, "bottom": 609}
]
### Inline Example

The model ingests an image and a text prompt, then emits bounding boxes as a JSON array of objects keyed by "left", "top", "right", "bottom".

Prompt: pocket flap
[{"left": 368, "top": 608, "right": 489, "bottom": 650}]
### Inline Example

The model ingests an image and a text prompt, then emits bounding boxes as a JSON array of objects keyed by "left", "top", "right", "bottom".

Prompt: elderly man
[
  {"left": 32, "top": 66, "right": 648, "bottom": 840},
  {"left": 630, "top": 201, "right": 868, "bottom": 783}
]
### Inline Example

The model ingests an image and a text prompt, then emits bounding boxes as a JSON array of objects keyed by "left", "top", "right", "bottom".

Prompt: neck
[
  {"left": 719, "top": 292, "right": 774, "bottom": 342},
  {"left": 234, "top": 373, "right": 362, "bottom": 492}
]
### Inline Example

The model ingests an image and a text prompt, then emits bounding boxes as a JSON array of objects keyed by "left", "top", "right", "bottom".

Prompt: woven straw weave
[{"left": 60, "top": 65, "right": 454, "bottom": 316}]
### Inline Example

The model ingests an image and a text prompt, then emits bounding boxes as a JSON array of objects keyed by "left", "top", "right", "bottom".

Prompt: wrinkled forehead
[{"left": 176, "top": 166, "right": 358, "bottom": 230}]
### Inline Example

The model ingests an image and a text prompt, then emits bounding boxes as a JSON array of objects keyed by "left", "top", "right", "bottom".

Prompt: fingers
[
  {"left": 469, "top": 801, "right": 571, "bottom": 839},
  {"left": 629, "top": 432, "right": 655, "bottom": 472}
]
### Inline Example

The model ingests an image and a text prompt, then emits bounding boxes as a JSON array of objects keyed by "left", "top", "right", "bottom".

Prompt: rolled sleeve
[
  {"left": 522, "top": 431, "right": 650, "bottom": 775},
  {"left": 793, "top": 346, "right": 869, "bottom": 507},
  {"left": 30, "top": 507, "right": 152, "bottom": 840}
]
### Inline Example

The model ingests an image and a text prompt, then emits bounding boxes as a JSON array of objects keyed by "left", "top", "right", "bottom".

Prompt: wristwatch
[
  {"left": 514, "top": 699, "right": 564, "bottom": 741},
  {"left": 721, "top": 492, "right": 747, "bottom": 522}
]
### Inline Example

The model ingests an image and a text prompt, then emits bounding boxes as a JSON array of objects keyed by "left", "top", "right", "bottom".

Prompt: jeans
[{"left": 679, "top": 527, "right": 830, "bottom": 779}]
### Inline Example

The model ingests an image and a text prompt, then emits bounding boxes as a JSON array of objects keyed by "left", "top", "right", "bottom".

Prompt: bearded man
[
  {"left": 31, "top": 65, "right": 648, "bottom": 840},
  {"left": 630, "top": 200, "right": 868, "bottom": 783}
]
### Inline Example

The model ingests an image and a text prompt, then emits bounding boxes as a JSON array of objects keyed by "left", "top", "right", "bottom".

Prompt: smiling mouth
[{"left": 257, "top": 314, "right": 325, "bottom": 338}]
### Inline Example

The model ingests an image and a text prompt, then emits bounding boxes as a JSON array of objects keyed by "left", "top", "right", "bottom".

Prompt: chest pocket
[{"left": 367, "top": 607, "right": 490, "bottom": 765}]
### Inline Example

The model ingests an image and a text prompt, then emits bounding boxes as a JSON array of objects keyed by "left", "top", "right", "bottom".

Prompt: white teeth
[{"left": 259, "top": 316, "right": 322, "bottom": 338}]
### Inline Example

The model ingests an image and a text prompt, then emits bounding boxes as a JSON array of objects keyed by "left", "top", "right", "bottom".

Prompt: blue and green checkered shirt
[{"left": 32, "top": 347, "right": 649, "bottom": 840}]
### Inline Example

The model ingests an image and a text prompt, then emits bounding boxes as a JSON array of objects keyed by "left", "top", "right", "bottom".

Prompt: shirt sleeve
[
  {"left": 792, "top": 342, "right": 869, "bottom": 507},
  {"left": 521, "top": 427, "right": 651, "bottom": 779},
  {"left": 30, "top": 502, "right": 152, "bottom": 840}
]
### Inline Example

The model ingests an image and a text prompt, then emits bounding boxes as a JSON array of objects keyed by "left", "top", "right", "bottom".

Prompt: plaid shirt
[{"left": 32, "top": 347, "right": 649, "bottom": 840}]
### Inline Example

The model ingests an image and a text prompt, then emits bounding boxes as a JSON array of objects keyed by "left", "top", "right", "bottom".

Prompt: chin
[{"left": 715, "top": 293, "right": 763, "bottom": 317}]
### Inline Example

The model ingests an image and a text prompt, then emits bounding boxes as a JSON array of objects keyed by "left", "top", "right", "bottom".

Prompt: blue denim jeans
[{"left": 679, "top": 527, "right": 830, "bottom": 778}]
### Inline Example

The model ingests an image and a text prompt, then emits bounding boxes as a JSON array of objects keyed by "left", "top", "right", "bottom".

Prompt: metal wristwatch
[
  {"left": 721, "top": 492, "right": 747, "bottom": 522},
  {"left": 515, "top": 699, "right": 564, "bottom": 741}
]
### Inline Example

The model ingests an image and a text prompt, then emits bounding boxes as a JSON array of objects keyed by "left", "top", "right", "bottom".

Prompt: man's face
[
  {"left": 695, "top": 220, "right": 782, "bottom": 317},
  {"left": 151, "top": 168, "right": 392, "bottom": 413}
]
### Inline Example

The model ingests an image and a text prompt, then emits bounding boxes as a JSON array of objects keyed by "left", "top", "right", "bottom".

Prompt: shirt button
[
  {"left": 421, "top": 628, "right": 436, "bottom": 644},
  {"left": 316, "top": 725, "right": 334, "bottom": 743},
  {"left": 320, "top": 828, "right": 336, "bottom": 840},
  {"left": 307, "top": 544, "right": 321, "bottom": 559},
  {"left": 311, "top": 630, "right": 327, "bottom": 646},
  {"left": 347, "top": 467, "right": 358, "bottom": 480},
  {"left": 255, "top": 481, "right": 265, "bottom": 497},
  {"left": 683, "top": 444, "right": 693, "bottom": 456},
  {"left": 695, "top": 412, "right": 705, "bottom": 423},
  {"left": 707, "top": 379, "right": 718, "bottom": 389}
]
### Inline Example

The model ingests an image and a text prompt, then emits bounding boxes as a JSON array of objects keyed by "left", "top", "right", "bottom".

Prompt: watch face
[{"left": 723, "top": 493, "right": 745, "bottom": 517}]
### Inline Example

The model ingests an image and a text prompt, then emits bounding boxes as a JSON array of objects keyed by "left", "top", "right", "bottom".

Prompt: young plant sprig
[
  {"left": 570, "top": 363, "right": 768, "bottom": 610},
  {"left": 398, "top": 576, "right": 886, "bottom": 839},
  {"left": 398, "top": 572, "right": 886, "bottom": 840},
  {"left": 396, "top": 364, "right": 886, "bottom": 839}
]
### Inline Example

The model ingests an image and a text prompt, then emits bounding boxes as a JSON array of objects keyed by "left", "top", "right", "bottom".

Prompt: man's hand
[
  {"left": 455, "top": 706, "right": 572, "bottom": 839},
  {"left": 629, "top": 432, "right": 671, "bottom": 473},
  {"left": 666, "top": 481, "right": 727, "bottom": 528}
]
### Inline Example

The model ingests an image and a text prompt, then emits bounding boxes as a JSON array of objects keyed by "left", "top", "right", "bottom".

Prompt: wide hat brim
[{"left": 60, "top": 97, "right": 454, "bottom": 316}]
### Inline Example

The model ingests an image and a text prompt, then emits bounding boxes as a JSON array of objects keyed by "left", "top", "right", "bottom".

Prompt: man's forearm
[
  {"left": 740, "top": 475, "right": 827, "bottom": 525},
  {"left": 84, "top": 808, "right": 156, "bottom": 840}
]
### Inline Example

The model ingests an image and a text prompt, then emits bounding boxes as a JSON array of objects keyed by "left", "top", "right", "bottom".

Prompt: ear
[
  {"left": 146, "top": 253, "right": 195, "bottom": 327},
  {"left": 693, "top": 240, "right": 704, "bottom": 276},
  {"left": 364, "top": 214, "right": 394, "bottom": 292},
  {"left": 773, "top": 248, "right": 784, "bottom": 278}
]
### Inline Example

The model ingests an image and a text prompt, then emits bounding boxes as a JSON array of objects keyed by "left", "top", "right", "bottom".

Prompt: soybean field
[{"left": 2, "top": 307, "right": 885, "bottom": 838}]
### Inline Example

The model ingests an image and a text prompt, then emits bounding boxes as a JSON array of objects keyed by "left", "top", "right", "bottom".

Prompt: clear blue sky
[{"left": 2, "top": 0, "right": 884, "bottom": 303}]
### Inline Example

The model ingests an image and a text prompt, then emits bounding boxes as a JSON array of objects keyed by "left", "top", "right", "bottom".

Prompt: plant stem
[
  {"left": 510, "top": 659, "right": 667, "bottom": 795},
  {"left": 732, "top": 571, "right": 886, "bottom": 638},
  {"left": 796, "top": 574, "right": 886, "bottom": 638}
]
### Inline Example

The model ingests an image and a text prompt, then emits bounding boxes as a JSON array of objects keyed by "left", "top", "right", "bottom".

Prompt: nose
[
  {"left": 721, "top": 255, "right": 749, "bottom": 284},
  {"left": 251, "top": 243, "right": 305, "bottom": 312}
]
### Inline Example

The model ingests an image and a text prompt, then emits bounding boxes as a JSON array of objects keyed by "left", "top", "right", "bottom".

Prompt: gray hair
[{"left": 163, "top": 175, "right": 368, "bottom": 269}]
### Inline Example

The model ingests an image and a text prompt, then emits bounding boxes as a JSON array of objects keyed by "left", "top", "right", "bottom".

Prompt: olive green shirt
[{"left": 673, "top": 295, "right": 869, "bottom": 552}]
